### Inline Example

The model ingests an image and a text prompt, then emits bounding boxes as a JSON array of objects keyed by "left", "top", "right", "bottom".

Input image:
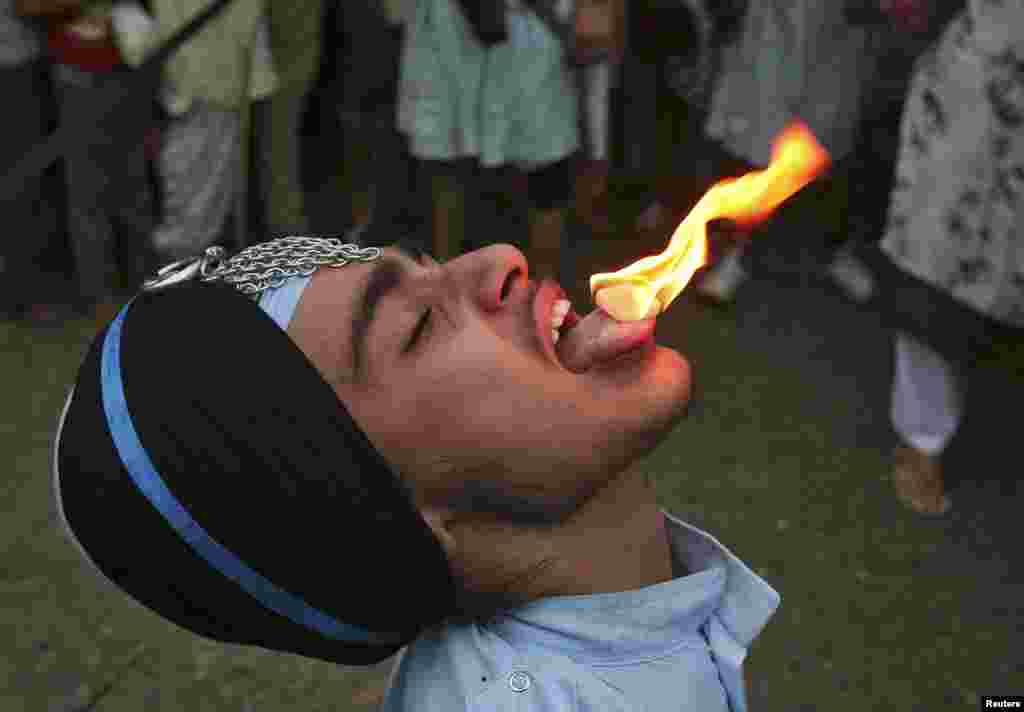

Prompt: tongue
[{"left": 556, "top": 308, "right": 656, "bottom": 373}]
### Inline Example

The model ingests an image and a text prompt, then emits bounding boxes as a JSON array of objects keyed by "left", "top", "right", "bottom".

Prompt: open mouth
[
  {"left": 533, "top": 281, "right": 581, "bottom": 369},
  {"left": 533, "top": 281, "right": 656, "bottom": 374}
]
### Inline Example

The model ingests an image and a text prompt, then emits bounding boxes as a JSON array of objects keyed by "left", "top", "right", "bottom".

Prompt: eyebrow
[{"left": 350, "top": 244, "right": 425, "bottom": 383}]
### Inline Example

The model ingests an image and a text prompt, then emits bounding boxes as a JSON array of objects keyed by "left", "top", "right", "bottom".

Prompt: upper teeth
[{"left": 550, "top": 299, "right": 571, "bottom": 345}]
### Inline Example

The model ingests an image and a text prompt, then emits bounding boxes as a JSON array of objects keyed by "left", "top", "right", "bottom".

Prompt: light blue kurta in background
[
  {"left": 382, "top": 510, "right": 781, "bottom": 712},
  {"left": 397, "top": 0, "right": 579, "bottom": 169}
]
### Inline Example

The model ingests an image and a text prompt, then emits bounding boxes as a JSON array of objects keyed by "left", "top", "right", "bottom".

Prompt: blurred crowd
[{"left": 1, "top": 0, "right": 1021, "bottom": 514}]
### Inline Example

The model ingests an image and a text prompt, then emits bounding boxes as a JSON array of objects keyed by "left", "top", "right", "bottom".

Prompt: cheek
[
  {"left": 377, "top": 344, "right": 559, "bottom": 452},
  {"left": 350, "top": 371, "right": 512, "bottom": 504},
  {"left": 350, "top": 355, "right": 501, "bottom": 465},
  {"left": 408, "top": 363, "right": 515, "bottom": 444}
]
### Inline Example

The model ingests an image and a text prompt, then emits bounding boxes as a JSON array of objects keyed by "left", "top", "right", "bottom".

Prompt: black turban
[{"left": 53, "top": 279, "right": 457, "bottom": 665}]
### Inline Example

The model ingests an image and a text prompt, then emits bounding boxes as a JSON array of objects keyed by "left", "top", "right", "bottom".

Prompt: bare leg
[
  {"left": 432, "top": 171, "right": 465, "bottom": 262},
  {"left": 527, "top": 206, "right": 566, "bottom": 281}
]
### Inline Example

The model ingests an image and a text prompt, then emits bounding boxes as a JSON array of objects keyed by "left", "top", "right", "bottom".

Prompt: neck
[{"left": 521, "top": 466, "right": 676, "bottom": 599}]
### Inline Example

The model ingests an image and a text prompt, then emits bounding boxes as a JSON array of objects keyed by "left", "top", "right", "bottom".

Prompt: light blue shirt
[{"left": 382, "top": 510, "right": 781, "bottom": 712}]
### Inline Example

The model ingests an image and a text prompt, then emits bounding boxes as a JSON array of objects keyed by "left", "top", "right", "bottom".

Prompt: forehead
[
  {"left": 286, "top": 246, "right": 411, "bottom": 387},
  {"left": 302, "top": 245, "right": 414, "bottom": 309}
]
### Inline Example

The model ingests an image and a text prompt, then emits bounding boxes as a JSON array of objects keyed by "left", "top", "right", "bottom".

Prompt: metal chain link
[{"left": 142, "top": 236, "right": 382, "bottom": 297}]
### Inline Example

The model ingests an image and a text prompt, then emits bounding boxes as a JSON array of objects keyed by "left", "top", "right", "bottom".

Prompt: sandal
[{"left": 892, "top": 445, "right": 952, "bottom": 515}]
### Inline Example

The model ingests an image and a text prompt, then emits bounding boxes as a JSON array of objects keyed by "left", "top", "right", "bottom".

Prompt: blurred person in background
[
  {"left": 0, "top": 0, "right": 65, "bottom": 324},
  {"left": 119, "top": 0, "right": 278, "bottom": 264},
  {"left": 631, "top": 0, "right": 747, "bottom": 241},
  {"left": 18, "top": 0, "right": 161, "bottom": 326},
  {"left": 874, "top": 0, "right": 1024, "bottom": 515},
  {"left": 568, "top": 3, "right": 625, "bottom": 240},
  {"left": 326, "top": 0, "right": 422, "bottom": 248},
  {"left": 396, "top": 0, "right": 621, "bottom": 281},
  {"left": 843, "top": 0, "right": 956, "bottom": 248},
  {"left": 642, "top": 0, "right": 883, "bottom": 304},
  {"left": 251, "top": 0, "right": 323, "bottom": 236}
]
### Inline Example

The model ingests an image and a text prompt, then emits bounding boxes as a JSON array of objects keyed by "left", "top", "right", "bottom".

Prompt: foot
[
  {"left": 892, "top": 445, "right": 951, "bottom": 515},
  {"left": 9, "top": 302, "right": 71, "bottom": 327},
  {"left": 828, "top": 246, "right": 876, "bottom": 303},
  {"left": 695, "top": 245, "right": 748, "bottom": 304}
]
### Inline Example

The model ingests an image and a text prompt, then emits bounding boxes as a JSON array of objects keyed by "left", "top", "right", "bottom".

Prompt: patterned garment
[
  {"left": 151, "top": 100, "right": 240, "bottom": 262},
  {"left": 397, "top": 0, "right": 579, "bottom": 169},
  {"left": 880, "top": 1, "right": 1024, "bottom": 328}
]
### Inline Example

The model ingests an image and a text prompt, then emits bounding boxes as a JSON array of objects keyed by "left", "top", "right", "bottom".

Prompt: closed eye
[{"left": 396, "top": 241, "right": 441, "bottom": 353}]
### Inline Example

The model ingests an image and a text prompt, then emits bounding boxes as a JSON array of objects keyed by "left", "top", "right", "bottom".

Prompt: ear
[{"left": 418, "top": 506, "right": 458, "bottom": 556}]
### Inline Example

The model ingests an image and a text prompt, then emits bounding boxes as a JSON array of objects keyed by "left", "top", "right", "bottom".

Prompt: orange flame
[{"left": 591, "top": 122, "right": 832, "bottom": 321}]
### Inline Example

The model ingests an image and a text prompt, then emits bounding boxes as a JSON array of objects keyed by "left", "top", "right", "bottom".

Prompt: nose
[{"left": 445, "top": 244, "right": 529, "bottom": 312}]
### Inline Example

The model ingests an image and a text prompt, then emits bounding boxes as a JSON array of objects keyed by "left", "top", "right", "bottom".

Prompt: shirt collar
[
  {"left": 484, "top": 511, "right": 780, "bottom": 664},
  {"left": 662, "top": 510, "right": 781, "bottom": 650}
]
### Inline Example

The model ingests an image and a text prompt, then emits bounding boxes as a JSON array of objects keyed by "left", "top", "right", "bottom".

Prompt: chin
[
  {"left": 591, "top": 342, "right": 692, "bottom": 406},
  {"left": 592, "top": 345, "right": 693, "bottom": 463}
]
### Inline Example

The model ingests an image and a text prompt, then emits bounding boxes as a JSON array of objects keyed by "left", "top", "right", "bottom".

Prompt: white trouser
[{"left": 891, "top": 332, "right": 963, "bottom": 455}]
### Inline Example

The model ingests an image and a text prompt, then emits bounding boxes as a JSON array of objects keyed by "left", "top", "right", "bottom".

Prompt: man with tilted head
[{"left": 54, "top": 236, "right": 779, "bottom": 711}]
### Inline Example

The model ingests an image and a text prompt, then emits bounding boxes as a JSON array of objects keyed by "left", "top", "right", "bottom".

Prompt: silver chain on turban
[{"left": 142, "top": 236, "right": 383, "bottom": 297}]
